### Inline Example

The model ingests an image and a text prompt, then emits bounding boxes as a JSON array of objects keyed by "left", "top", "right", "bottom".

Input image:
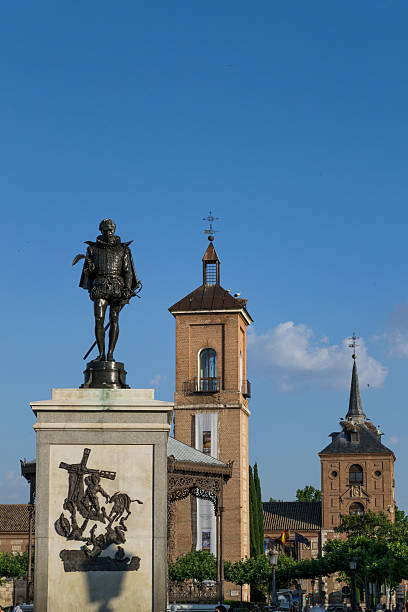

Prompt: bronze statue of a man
[{"left": 77, "top": 219, "right": 139, "bottom": 361}]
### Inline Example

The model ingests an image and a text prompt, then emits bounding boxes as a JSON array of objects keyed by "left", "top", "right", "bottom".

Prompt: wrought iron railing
[
  {"left": 168, "top": 580, "right": 218, "bottom": 603},
  {"left": 183, "top": 377, "right": 220, "bottom": 394}
]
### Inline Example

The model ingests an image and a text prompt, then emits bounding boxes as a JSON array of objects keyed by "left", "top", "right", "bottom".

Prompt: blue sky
[{"left": 1, "top": 1, "right": 408, "bottom": 510}]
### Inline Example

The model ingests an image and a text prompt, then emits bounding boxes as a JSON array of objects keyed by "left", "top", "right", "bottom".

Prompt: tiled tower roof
[
  {"left": 263, "top": 501, "right": 322, "bottom": 531},
  {"left": 169, "top": 240, "right": 252, "bottom": 322},
  {"left": 320, "top": 357, "right": 394, "bottom": 457}
]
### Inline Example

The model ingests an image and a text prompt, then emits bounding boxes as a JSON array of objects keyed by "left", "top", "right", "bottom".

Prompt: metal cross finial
[
  {"left": 348, "top": 332, "right": 360, "bottom": 360},
  {"left": 202, "top": 210, "right": 219, "bottom": 241}
]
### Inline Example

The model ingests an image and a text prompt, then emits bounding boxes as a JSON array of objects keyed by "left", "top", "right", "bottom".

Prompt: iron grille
[{"left": 183, "top": 377, "right": 220, "bottom": 394}]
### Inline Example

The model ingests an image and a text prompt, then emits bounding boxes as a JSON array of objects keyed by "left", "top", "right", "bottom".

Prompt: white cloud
[
  {"left": 247, "top": 321, "right": 387, "bottom": 392},
  {"left": 149, "top": 373, "right": 167, "bottom": 387},
  {"left": 388, "top": 436, "right": 399, "bottom": 445}
]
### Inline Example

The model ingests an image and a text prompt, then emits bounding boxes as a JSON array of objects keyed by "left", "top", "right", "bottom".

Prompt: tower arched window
[
  {"left": 349, "top": 464, "right": 364, "bottom": 484},
  {"left": 199, "top": 348, "right": 217, "bottom": 391},
  {"left": 349, "top": 502, "right": 365, "bottom": 516}
]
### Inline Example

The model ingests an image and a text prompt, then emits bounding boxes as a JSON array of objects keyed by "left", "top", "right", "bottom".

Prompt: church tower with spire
[
  {"left": 169, "top": 223, "right": 252, "bottom": 581},
  {"left": 319, "top": 353, "right": 395, "bottom": 530}
]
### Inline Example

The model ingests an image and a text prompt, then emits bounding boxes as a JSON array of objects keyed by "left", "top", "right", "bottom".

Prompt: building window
[
  {"left": 331, "top": 470, "right": 338, "bottom": 478},
  {"left": 349, "top": 464, "right": 363, "bottom": 484},
  {"left": 204, "top": 262, "right": 217, "bottom": 285},
  {"left": 374, "top": 470, "right": 382, "bottom": 477},
  {"left": 202, "top": 431, "right": 211, "bottom": 455},
  {"left": 349, "top": 502, "right": 365, "bottom": 516},
  {"left": 350, "top": 430, "right": 359, "bottom": 442},
  {"left": 199, "top": 348, "right": 217, "bottom": 391}
]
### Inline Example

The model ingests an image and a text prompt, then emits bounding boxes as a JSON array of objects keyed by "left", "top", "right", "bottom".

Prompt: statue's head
[{"left": 99, "top": 218, "right": 116, "bottom": 238}]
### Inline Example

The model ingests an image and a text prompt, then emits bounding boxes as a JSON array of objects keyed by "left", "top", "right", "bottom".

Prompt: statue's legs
[
  {"left": 107, "top": 304, "right": 120, "bottom": 361},
  {"left": 94, "top": 299, "right": 108, "bottom": 361}
]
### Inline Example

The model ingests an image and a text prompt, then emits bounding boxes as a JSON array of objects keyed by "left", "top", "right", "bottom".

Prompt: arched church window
[
  {"left": 199, "top": 348, "right": 217, "bottom": 391},
  {"left": 349, "top": 502, "right": 365, "bottom": 516},
  {"left": 349, "top": 464, "right": 363, "bottom": 484}
]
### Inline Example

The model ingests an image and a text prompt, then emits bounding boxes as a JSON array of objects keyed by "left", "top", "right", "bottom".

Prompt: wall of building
[
  {"left": 320, "top": 453, "right": 395, "bottom": 529},
  {"left": 0, "top": 533, "right": 29, "bottom": 554},
  {"left": 172, "top": 309, "right": 250, "bottom": 601},
  {"left": 0, "top": 578, "right": 27, "bottom": 608}
]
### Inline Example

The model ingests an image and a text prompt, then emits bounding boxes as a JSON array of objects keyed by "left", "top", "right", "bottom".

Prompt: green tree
[
  {"left": 0, "top": 551, "right": 29, "bottom": 581},
  {"left": 274, "top": 510, "right": 408, "bottom": 600},
  {"left": 253, "top": 463, "right": 264, "bottom": 555},
  {"left": 295, "top": 485, "right": 321, "bottom": 502},
  {"left": 395, "top": 503, "right": 408, "bottom": 524},
  {"left": 168, "top": 550, "right": 216, "bottom": 582},
  {"left": 224, "top": 558, "right": 247, "bottom": 602},
  {"left": 249, "top": 464, "right": 257, "bottom": 557}
]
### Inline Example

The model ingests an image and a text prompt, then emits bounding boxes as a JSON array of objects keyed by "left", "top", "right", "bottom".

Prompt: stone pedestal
[{"left": 32, "top": 388, "right": 173, "bottom": 612}]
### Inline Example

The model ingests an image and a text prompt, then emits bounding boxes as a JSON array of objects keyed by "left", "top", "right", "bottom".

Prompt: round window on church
[
  {"left": 374, "top": 470, "right": 382, "bottom": 477},
  {"left": 331, "top": 470, "right": 338, "bottom": 478}
]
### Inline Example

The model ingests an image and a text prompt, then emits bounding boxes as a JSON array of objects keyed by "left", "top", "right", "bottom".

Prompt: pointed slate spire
[{"left": 346, "top": 358, "right": 365, "bottom": 423}]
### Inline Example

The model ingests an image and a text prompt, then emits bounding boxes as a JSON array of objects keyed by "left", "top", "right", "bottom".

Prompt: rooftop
[
  {"left": 169, "top": 284, "right": 252, "bottom": 321},
  {"left": 0, "top": 504, "right": 33, "bottom": 533},
  {"left": 263, "top": 501, "right": 322, "bottom": 532},
  {"left": 168, "top": 436, "right": 228, "bottom": 466}
]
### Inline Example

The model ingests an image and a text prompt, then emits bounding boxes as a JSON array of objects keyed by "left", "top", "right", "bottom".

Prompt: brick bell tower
[
  {"left": 168, "top": 228, "right": 253, "bottom": 572},
  {"left": 318, "top": 349, "right": 396, "bottom": 603},
  {"left": 319, "top": 353, "right": 395, "bottom": 530}
]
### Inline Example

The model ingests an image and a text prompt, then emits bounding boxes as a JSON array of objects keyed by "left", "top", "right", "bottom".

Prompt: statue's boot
[
  {"left": 107, "top": 319, "right": 119, "bottom": 361},
  {"left": 95, "top": 319, "right": 106, "bottom": 361}
]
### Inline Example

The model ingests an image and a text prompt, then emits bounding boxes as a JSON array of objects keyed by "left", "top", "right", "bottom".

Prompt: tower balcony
[
  {"left": 183, "top": 377, "right": 220, "bottom": 394},
  {"left": 181, "top": 377, "right": 252, "bottom": 398}
]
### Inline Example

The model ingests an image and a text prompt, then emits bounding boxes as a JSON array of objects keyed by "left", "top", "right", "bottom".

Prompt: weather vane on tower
[
  {"left": 202, "top": 210, "right": 219, "bottom": 241},
  {"left": 348, "top": 332, "right": 360, "bottom": 360}
]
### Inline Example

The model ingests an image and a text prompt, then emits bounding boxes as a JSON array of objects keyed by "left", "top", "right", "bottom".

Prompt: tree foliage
[
  {"left": 274, "top": 510, "right": 408, "bottom": 590},
  {"left": 395, "top": 503, "right": 408, "bottom": 525},
  {"left": 168, "top": 550, "right": 216, "bottom": 582},
  {"left": 0, "top": 551, "right": 29, "bottom": 580},
  {"left": 253, "top": 463, "right": 264, "bottom": 555},
  {"left": 225, "top": 553, "right": 296, "bottom": 594},
  {"left": 295, "top": 485, "right": 321, "bottom": 502},
  {"left": 249, "top": 463, "right": 264, "bottom": 557}
]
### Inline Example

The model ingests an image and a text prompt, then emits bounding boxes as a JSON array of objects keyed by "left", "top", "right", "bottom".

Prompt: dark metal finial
[
  {"left": 348, "top": 332, "right": 360, "bottom": 360},
  {"left": 202, "top": 210, "right": 219, "bottom": 241}
]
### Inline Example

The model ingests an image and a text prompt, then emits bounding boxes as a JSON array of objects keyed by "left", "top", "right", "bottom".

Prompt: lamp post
[
  {"left": 349, "top": 556, "right": 357, "bottom": 612},
  {"left": 311, "top": 579, "right": 315, "bottom": 607},
  {"left": 269, "top": 546, "right": 279, "bottom": 610}
]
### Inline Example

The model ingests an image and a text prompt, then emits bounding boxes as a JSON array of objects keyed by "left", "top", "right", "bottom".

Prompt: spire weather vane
[
  {"left": 348, "top": 332, "right": 360, "bottom": 360},
  {"left": 202, "top": 210, "right": 219, "bottom": 241}
]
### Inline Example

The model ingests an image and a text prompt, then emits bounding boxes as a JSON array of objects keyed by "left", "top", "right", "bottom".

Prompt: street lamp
[
  {"left": 269, "top": 547, "right": 279, "bottom": 610},
  {"left": 311, "top": 579, "right": 315, "bottom": 607},
  {"left": 349, "top": 556, "right": 357, "bottom": 612}
]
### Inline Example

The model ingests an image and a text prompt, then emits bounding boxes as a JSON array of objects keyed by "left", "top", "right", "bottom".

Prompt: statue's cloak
[{"left": 79, "top": 235, "right": 138, "bottom": 294}]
